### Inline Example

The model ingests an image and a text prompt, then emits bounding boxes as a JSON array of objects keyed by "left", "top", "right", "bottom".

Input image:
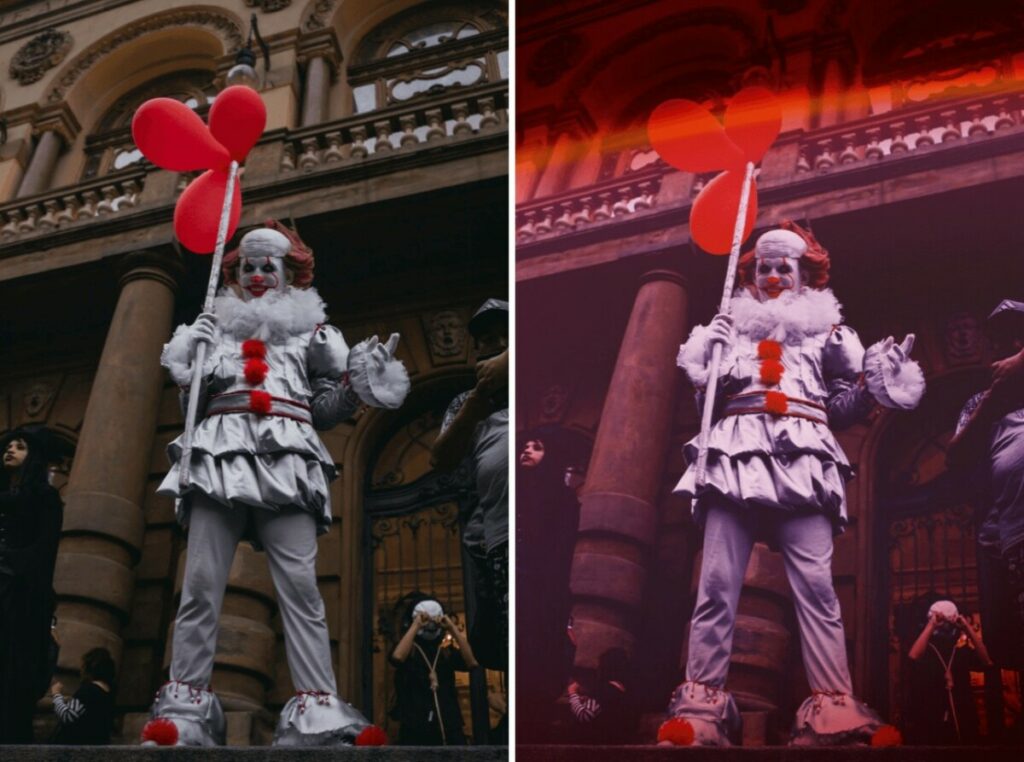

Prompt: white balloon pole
[
  {"left": 178, "top": 160, "right": 240, "bottom": 491},
  {"left": 694, "top": 160, "right": 755, "bottom": 489}
]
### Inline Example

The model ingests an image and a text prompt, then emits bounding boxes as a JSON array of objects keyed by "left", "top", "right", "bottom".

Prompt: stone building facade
[
  {"left": 516, "top": 0, "right": 1024, "bottom": 743},
  {"left": 0, "top": 0, "right": 508, "bottom": 743}
]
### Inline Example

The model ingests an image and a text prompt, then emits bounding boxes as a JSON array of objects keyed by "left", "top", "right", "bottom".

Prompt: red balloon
[
  {"left": 209, "top": 86, "right": 267, "bottom": 163},
  {"left": 174, "top": 169, "right": 242, "bottom": 254},
  {"left": 689, "top": 170, "right": 758, "bottom": 255},
  {"left": 647, "top": 98, "right": 744, "bottom": 173},
  {"left": 724, "top": 87, "right": 783, "bottom": 164},
  {"left": 132, "top": 98, "right": 230, "bottom": 172}
]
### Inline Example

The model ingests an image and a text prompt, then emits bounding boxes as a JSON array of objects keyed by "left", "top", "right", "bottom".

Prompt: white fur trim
[
  {"left": 864, "top": 341, "right": 926, "bottom": 409},
  {"left": 348, "top": 339, "right": 411, "bottom": 409},
  {"left": 213, "top": 286, "right": 326, "bottom": 342},
  {"left": 728, "top": 288, "right": 842, "bottom": 343},
  {"left": 161, "top": 324, "right": 215, "bottom": 387}
]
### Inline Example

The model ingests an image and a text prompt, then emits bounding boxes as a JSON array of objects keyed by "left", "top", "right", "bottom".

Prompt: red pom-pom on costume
[
  {"left": 657, "top": 718, "right": 695, "bottom": 746},
  {"left": 244, "top": 358, "right": 268, "bottom": 385},
  {"left": 760, "top": 358, "right": 784, "bottom": 385},
  {"left": 757, "top": 340, "right": 782, "bottom": 360},
  {"left": 241, "top": 339, "right": 266, "bottom": 359},
  {"left": 871, "top": 724, "right": 903, "bottom": 747},
  {"left": 141, "top": 718, "right": 179, "bottom": 746},
  {"left": 765, "top": 390, "right": 788, "bottom": 415},
  {"left": 249, "top": 390, "right": 272, "bottom": 414},
  {"left": 355, "top": 725, "right": 389, "bottom": 746}
]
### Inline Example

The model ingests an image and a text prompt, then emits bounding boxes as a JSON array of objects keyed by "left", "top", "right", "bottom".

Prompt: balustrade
[
  {"left": 280, "top": 82, "right": 508, "bottom": 172},
  {"left": 516, "top": 172, "right": 662, "bottom": 242},
  {"left": 795, "top": 90, "right": 1024, "bottom": 174},
  {"left": 0, "top": 171, "right": 144, "bottom": 242}
]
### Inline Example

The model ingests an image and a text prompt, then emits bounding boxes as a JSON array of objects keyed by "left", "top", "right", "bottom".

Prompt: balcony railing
[
  {"left": 280, "top": 80, "right": 508, "bottom": 172},
  {"left": 0, "top": 170, "right": 145, "bottom": 242},
  {"left": 795, "top": 88, "right": 1024, "bottom": 172},
  {"left": 516, "top": 87, "right": 1024, "bottom": 247},
  {"left": 515, "top": 168, "right": 663, "bottom": 243}
]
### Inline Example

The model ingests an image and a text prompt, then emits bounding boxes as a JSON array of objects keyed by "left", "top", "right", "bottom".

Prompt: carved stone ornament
[
  {"left": 426, "top": 310, "right": 466, "bottom": 360},
  {"left": 246, "top": 0, "right": 291, "bottom": 12},
  {"left": 944, "top": 311, "right": 983, "bottom": 366},
  {"left": 23, "top": 380, "right": 56, "bottom": 418},
  {"left": 9, "top": 28, "right": 73, "bottom": 86},
  {"left": 540, "top": 384, "right": 570, "bottom": 423},
  {"left": 47, "top": 11, "right": 242, "bottom": 104}
]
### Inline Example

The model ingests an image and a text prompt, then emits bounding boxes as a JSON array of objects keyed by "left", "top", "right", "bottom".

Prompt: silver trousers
[
  {"left": 685, "top": 498, "right": 854, "bottom": 695},
  {"left": 169, "top": 493, "right": 337, "bottom": 693}
]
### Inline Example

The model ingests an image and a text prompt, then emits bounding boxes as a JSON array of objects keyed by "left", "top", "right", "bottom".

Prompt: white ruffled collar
[
  {"left": 729, "top": 287, "right": 843, "bottom": 343},
  {"left": 213, "top": 286, "right": 327, "bottom": 341}
]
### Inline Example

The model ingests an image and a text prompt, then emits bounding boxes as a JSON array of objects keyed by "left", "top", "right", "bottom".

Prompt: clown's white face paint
[
  {"left": 755, "top": 256, "right": 800, "bottom": 301},
  {"left": 239, "top": 255, "right": 287, "bottom": 300}
]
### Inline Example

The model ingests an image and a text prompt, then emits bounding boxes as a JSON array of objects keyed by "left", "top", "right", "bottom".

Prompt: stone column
[
  {"left": 297, "top": 29, "right": 342, "bottom": 127},
  {"left": 16, "top": 104, "right": 80, "bottom": 198},
  {"left": 569, "top": 269, "right": 689, "bottom": 671},
  {"left": 16, "top": 131, "right": 63, "bottom": 198},
  {"left": 301, "top": 57, "right": 332, "bottom": 126},
  {"left": 54, "top": 250, "right": 181, "bottom": 684}
]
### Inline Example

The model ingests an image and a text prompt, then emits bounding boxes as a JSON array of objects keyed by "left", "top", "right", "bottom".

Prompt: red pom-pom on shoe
[
  {"left": 355, "top": 725, "right": 388, "bottom": 746},
  {"left": 244, "top": 358, "right": 268, "bottom": 385},
  {"left": 764, "top": 390, "right": 788, "bottom": 415},
  {"left": 870, "top": 724, "right": 903, "bottom": 747},
  {"left": 241, "top": 339, "right": 266, "bottom": 359},
  {"left": 760, "top": 358, "right": 784, "bottom": 385},
  {"left": 141, "top": 718, "right": 179, "bottom": 746},
  {"left": 657, "top": 718, "right": 694, "bottom": 746},
  {"left": 249, "top": 390, "right": 272, "bottom": 414},
  {"left": 757, "top": 339, "right": 782, "bottom": 360}
]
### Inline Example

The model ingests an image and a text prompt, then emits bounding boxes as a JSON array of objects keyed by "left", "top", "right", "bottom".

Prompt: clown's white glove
[
  {"left": 705, "top": 313, "right": 735, "bottom": 360},
  {"left": 185, "top": 313, "right": 217, "bottom": 363},
  {"left": 348, "top": 333, "right": 410, "bottom": 410},
  {"left": 864, "top": 333, "right": 925, "bottom": 410}
]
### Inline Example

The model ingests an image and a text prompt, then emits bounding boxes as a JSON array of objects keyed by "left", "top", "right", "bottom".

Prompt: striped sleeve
[
  {"left": 568, "top": 691, "right": 601, "bottom": 723},
  {"left": 52, "top": 693, "right": 86, "bottom": 725}
]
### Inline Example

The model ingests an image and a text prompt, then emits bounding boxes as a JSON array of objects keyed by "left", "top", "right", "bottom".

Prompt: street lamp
[{"left": 226, "top": 14, "right": 269, "bottom": 90}]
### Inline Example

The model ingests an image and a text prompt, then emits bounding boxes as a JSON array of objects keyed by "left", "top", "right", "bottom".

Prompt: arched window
[
  {"left": 348, "top": 2, "right": 507, "bottom": 114},
  {"left": 82, "top": 70, "right": 218, "bottom": 180}
]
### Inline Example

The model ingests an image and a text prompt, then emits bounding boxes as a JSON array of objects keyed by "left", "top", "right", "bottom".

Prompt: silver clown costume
[
  {"left": 148, "top": 227, "right": 409, "bottom": 746},
  {"left": 669, "top": 228, "right": 924, "bottom": 746}
]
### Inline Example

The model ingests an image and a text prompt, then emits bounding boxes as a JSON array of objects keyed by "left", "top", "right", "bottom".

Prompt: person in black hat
[
  {"left": 948, "top": 300, "right": 1024, "bottom": 727},
  {"left": 432, "top": 299, "right": 509, "bottom": 672},
  {"left": 0, "top": 426, "right": 65, "bottom": 744}
]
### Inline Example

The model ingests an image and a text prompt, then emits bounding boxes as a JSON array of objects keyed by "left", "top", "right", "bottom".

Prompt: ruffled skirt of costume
[
  {"left": 157, "top": 414, "right": 336, "bottom": 538},
  {"left": 675, "top": 414, "right": 852, "bottom": 529}
]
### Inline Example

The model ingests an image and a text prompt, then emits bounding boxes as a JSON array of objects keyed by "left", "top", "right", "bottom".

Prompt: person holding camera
[
  {"left": 905, "top": 599, "right": 992, "bottom": 744},
  {"left": 390, "top": 596, "right": 478, "bottom": 745}
]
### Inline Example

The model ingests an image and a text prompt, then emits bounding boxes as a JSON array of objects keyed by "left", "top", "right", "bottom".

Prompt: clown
[
  {"left": 148, "top": 221, "right": 409, "bottom": 746},
  {"left": 666, "top": 222, "right": 924, "bottom": 746}
]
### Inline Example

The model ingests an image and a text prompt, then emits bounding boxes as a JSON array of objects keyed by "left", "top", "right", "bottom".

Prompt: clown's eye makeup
[
  {"left": 242, "top": 263, "right": 256, "bottom": 273},
  {"left": 758, "top": 264, "right": 772, "bottom": 275},
  {"left": 777, "top": 264, "right": 792, "bottom": 274},
  {"left": 261, "top": 263, "right": 277, "bottom": 274}
]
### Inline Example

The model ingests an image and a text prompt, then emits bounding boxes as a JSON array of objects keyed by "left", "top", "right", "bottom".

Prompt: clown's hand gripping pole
[
  {"left": 178, "top": 160, "right": 240, "bottom": 492},
  {"left": 694, "top": 160, "right": 755, "bottom": 489}
]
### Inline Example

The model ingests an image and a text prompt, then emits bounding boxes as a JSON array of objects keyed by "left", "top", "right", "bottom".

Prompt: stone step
[{"left": 0, "top": 746, "right": 508, "bottom": 760}]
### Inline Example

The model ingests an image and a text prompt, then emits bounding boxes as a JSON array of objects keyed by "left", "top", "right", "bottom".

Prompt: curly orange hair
[
  {"left": 736, "top": 220, "right": 830, "bottom": 292},
  {"left": 222, "top": 219, "right": 315, "bottom": 289}
]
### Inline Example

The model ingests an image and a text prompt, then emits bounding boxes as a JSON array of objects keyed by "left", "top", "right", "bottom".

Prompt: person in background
[
  {"left": 905, "top": 599, "right": 992, "bottom": 744},
  {"left": 50, "top": 647, "right": 116, "bottom": 745},
  {"left": 567, "top": 647, "right": 634, "bottom": 744},
  {"left": 390, "top": 594, "right": 478, "bottom": 746},
  {"left": 0, "top": 427, "right": 64, "bottom": 744},
  {"left": 432, "top": 299, "right": 509, "bottom": 670}
]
